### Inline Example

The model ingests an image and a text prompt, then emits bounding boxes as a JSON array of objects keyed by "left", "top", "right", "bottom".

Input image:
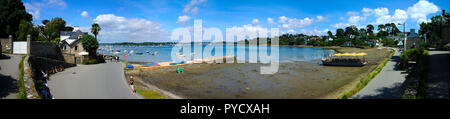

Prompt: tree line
[{"left": 1, "top": 0, "right": 101, "bottom": 57}]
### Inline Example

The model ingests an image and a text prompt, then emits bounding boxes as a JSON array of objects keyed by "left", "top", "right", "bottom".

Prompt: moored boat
[{"left": 322, "top": 53, "right": 368, "bottom": 66}]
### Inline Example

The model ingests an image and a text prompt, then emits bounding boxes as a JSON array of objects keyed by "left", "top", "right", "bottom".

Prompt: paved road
[
  {"left": 353, "top": 48, "right": 408, "bottom": 99},
  {"left": 48, "top": 61, "right": 142, "bottom": 99},
  {"left": 0, "top": 54, "right": 21, "bottom": 99},
  {"left": 426, "top": 51, "right": 450, "bottom": 99}
]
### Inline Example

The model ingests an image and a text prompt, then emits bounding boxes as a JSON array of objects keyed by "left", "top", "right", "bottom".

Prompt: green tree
[
  {"left": 63, "top": 26, "right": 74, "bottom": 31},
  {"left": 336, "top": 28, "right": 345, "bottom": 39},
  {"left": 0, "top": 0, "right": 33, "bottom": 39},
  {"left": 378, "top": 24, "right": 385, "bottom": 32},
  {"left": 419, "top": 15, "right": 443, "bottom": 46},
  {"left": 390, "top": 23, "right": 400, "bottom": 35},
  {"left": 345, "top": 25, "right": 359, "bottom": 39},
  {"left": 91, "top": 23, "right": 101, "bottom": 41},
  {"left": 366, "top": 24, "right": 374, "bottom": 35},
  {"left": 384, "top": 23, "right": 391, "bottom": 35},
  {"left": 327, "top": 31, "right": 334, "bottom": 39},
  {"left": 81, "top": 35, "right": 99, "bottom": 57},
  {"left": 42, "top": 20, "right": 50, "bottom": 25},
  {"left": 44, "top": 17, "right": 67, "bottom": 41},
  {"left": 15, "top": 20, "right": 34, "bottom": 41}
]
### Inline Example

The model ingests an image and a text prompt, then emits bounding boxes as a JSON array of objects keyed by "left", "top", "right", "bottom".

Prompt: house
[
  {"left": 406, "top": 29, "right": 423, "bottom": 50},
  {"left": 60, "top": 27, "right": 89, "bottom": 64}
]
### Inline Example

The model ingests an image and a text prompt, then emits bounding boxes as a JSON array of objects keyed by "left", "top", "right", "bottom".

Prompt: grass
[
  {"left": 135, "top": 88, "right": 167, "bottom": 99},
  {"left": 17, "top": 55, "right": 27, "bottom": 99},
  {"left": 340, "top": 49, "right": 396, "bottom": 99}
]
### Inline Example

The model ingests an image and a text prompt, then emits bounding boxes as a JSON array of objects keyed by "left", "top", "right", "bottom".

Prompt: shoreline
[
  {"left": 124, "top": 46, "right": 392, "bottom": 99},
  {"left": 117, "top": 45, "right": 331, "bottom": 64}
]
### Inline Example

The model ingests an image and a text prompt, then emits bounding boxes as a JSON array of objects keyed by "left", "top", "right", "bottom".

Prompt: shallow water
[{"left": 98, "top": 44, "right": 335, "bottom": 63}]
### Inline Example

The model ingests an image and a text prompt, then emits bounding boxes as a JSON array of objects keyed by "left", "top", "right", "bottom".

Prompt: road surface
[
  {"left": 48, "top": 61, "right": 142, "bottom": 99},
  {"left": 353, "top": 48, "right": 408, "bottom": 99},
  {"left": 426, "top": 51, "right": 450, "bottom": 99},
  {"left": 0, "top": 54, "right": 21, "bottom": 99}
]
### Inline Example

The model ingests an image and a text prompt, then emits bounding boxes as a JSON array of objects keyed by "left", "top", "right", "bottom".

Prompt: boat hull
[{"left": 322, "top": 61, "right": 367, "bottom": 67}]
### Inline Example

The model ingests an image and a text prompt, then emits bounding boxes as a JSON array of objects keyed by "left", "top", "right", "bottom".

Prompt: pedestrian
[
  {"left": 41, "top": 70, "right": 48, "bottom": 82},
  {"left": 130, "top": 76, "right": 136, "bottom": 95}
]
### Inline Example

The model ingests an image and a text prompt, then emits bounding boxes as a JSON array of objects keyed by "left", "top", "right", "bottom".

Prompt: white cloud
[
  {"left": 183, "top": 0, "right": 207, "bottom": 15},
  {"left": 331, "top": 23, "right": 351, "bottom": 29},
  {"left": 348, "top": 16, "right": 365, "bottom": 24},
  {"left": 407, "top": 0, "right": 440, "bottom": 23},
  {"left": 316, "top": 16, "right": 325, "bottom": 22},
  {"left": 252, "top": 19, "right": 260, "bottom": 25},
  {"left": 267, "top": 17, "right": 276, "bottom": 25},
  {"left": 81, "top": 11, "right": 90, "bottom": 18},
  {"left": 300, "top": 29, "right": 330, "bottom": 36},
  {"left": 347, "top": 11, "right": 359, "bottom": 16},
  {"left": 274, "top": 16, "right": 327, "bottom": 34},
  {"left": 176, "top": 15, "right": 191, "bottom": 25},
  {"left": 93, "top": 14, "right": 168, "bottom": 42},
  {"left": 372, "top": 9, "right": 408, "bottom": 25},
  {"left": 228, "top": 24, "right": 269, "bottom": 40},
  {"left": 24, "top": 0, "right": 67, "bottom": 21},
  {"left": 362, "top": 8, "right": 373, "bottom": 16},
  {"left": 338, "top": 7, "right": 409, "bottom": 28},
  {"left": 278, "top": 16, "right": 288, "bottom": 23}
]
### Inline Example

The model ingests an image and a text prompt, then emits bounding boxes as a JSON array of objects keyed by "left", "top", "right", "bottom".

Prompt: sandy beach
[{"left": 126, "top": 47, "right": 393, "bottom": 99}]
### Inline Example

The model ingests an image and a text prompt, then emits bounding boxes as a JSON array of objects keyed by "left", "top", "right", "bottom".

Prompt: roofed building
[
  {"left": 60, "top": 27, "right": 89, "bottom": 64},
  {"left": 406, "top": 29, "right": 423, "bottom": 50}
]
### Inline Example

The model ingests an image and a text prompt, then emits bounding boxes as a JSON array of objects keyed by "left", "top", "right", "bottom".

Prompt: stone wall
[
  {"left": 62, "top": 53, "right": 76, "bottom": 64},
  {"left": 30, "top": 41, "right": 65, "bottom": 61},
  {"left": 28, "top": 56, "right": 76, "bottom": 98},
  {"left": 442, "top": 26, "right": 450, "bottom": 45},
  {"left": 406, "top": 37, "right": 423, "bottom": 50},
  {"left": 23, "top": 56, "right": 39, "bottom": 99},
  {"left": 0, "top": 35, "right": 12, "bottom": 53}
]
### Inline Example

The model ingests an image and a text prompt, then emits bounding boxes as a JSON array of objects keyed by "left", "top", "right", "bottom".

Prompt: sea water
[{"left": 97, "top": 44, "right": 335, "bottom": 63}]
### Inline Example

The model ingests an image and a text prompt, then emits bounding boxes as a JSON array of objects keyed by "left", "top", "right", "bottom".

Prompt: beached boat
[{"left": 322, "top": 53, "right": 368, "bottom": 66}]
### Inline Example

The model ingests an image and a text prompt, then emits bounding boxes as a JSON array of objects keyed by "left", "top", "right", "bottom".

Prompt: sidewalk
[
  {"left": 426, "top": 51, "right": 450, "bottom": 99},
  {"left": 0, "top": 54, "right": 21, "bottom": 99},
  {"left": 48, "top": 61, "right": 142, "bottom": 99},
  {"left": 353, "top": 49, "right": 408, "bottom": 99}
]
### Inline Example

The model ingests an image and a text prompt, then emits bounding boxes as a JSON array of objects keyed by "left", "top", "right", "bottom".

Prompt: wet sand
[{"left": 126, "top": 47, "right": 393, "bottom": 99}]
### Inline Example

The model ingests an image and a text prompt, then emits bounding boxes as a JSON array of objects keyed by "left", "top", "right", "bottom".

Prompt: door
[{"left": 13, "top": 42, "right": 27, "bottom": 54}]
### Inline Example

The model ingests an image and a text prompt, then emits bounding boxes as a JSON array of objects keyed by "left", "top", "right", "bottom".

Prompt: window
[
  {"left": 75, "top": 46, "right": 78, "bottom": 51},
  {"left": 64, "top": 45, "right": 67, "bottom": 50}
]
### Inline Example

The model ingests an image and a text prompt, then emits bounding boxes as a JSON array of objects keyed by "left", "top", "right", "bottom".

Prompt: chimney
[{"left": 410, "top": 29, "right": 415, "bottom": 34}]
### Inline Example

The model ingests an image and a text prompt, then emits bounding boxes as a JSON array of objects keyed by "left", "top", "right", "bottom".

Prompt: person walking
[{"left": 130, "top": 76, "right": 136, "bottom": 95}]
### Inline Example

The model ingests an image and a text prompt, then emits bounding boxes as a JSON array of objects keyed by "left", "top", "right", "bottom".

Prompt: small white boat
[{"left": 152, "top": 51, "right": 159, "bottom": 55}]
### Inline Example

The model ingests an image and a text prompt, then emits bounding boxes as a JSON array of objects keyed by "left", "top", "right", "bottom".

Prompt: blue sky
[{"left": 23, "top": 0, "right": 449, "bottom": 43}]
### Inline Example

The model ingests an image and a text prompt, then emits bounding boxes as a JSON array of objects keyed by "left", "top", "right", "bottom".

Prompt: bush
[
  {"left": 444, "top": 43, "right": 450, "bottom": 51},
  {"left": 82, "top": 55, "right": 105, "bottom": 65}
]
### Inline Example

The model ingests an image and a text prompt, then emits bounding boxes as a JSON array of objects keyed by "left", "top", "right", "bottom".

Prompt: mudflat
[{"left": 126, "top": 47, "right": 392, "bottom": 99}]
